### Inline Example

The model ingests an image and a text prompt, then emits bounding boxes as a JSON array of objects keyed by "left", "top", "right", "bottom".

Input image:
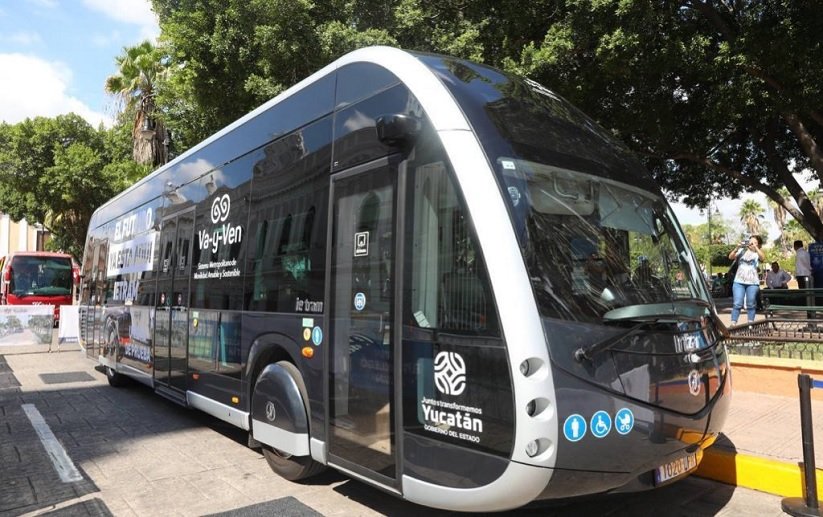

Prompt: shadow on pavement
[
  {"left": 0, "top": 354, "right": 738, "bottom": 517},
  {"left": 330, "top": 471, "right": 738, "bottom": 516}
]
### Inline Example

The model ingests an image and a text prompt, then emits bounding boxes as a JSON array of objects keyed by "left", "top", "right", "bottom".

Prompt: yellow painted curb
[
  {"left": 729, "top": 354, "right": 823, "bottom": 373},
  {"left": 697, "top": 446, "right": 823, "bottom": 497}
]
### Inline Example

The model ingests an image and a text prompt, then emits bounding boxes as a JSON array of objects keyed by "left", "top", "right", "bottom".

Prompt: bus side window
[
  {"left": 406, "top": 161, "right": 498, "bottom": 336},
  {"left": 244, "top": 119, "right": 331, "bottom": 314}
]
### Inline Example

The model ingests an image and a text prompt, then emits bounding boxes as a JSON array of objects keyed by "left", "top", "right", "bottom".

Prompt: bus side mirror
[
  {"left": 3, "top": 267, "right": 10, "bottom": 283},
  {"left": 376, "top": 114, "right": 421, "bottom": 149}
]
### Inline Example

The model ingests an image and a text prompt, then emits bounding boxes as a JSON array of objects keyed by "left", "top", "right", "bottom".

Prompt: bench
[{"left": 761, "top": 288, "right": 823, "bottom": 319}]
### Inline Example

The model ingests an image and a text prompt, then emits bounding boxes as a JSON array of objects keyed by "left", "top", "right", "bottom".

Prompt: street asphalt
[{"left": 0, "top": 335, "right": 787, "bottom": 516}]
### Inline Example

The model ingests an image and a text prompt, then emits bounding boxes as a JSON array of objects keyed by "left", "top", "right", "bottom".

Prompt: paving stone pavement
[{"left": 0, "top": 344, "right": 785, "bottom": 516}]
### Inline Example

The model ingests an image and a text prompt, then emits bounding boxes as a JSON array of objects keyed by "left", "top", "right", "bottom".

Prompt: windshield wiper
[
  {"left": 574, "top": 318, "right": 662, "bottom": 363},
  {"left": 602, "top": 300, "right": 708, "bottom": 323},
  {"left": 575, "top": 299, "right": 709, "bottom": 363}
]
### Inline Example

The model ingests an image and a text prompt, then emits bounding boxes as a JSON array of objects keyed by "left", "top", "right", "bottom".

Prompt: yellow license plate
[{"left": 654, "top": 453, "right": 697, "bottom": 484}]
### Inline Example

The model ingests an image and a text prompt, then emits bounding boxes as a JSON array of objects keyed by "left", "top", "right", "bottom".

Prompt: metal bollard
[{"left": 782, "top": 374, "right": 823, "bottom": 516}]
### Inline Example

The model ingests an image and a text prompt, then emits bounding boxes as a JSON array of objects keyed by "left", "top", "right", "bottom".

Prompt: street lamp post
[{"left": 704, "top": 200, "right": 720, "bottom": 278}]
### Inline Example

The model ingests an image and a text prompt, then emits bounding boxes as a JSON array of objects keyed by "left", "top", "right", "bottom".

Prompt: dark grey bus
[{"left": 79, "top": 46, "right": 731, "bottom": 512}]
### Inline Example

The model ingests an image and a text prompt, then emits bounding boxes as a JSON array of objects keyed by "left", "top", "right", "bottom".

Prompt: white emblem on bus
[
  {"left": 211, "top": 194, "right": 231, "bottom": 224},
  {"left": 434, "top": 351, "right": 466, "bottom": 396},
  {"left": 688, "top": 369, "right": 701, "bottom": 396},
  {"left": 354, "top": 231, "right": 369, "bottom": 257},
  {"left": 265, "top": 401, "right": 276, "bottom": 421}
]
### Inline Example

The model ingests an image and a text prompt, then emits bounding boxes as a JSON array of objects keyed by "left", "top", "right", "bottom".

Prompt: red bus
[{"left": 0, "top": 251, "right": 78, "bottom": 325}]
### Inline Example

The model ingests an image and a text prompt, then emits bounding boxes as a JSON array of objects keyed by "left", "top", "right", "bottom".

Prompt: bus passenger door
[
  {"left": 154, "top": 210, "right": 194, "bottom": 395},
  {"left": 328, "top": 158, "right": 398, "bottom": 486},
  {"left": 82, "top": 242, "right": 106, "bottom": 360}
]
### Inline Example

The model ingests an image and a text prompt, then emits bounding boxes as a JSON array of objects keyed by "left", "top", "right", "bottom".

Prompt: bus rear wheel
[
  {"left": 105, "top": 366, "right": 128, "bottom": 387},
  {"left": 105, "top": 325, "right": 128, "bottom": 387}
]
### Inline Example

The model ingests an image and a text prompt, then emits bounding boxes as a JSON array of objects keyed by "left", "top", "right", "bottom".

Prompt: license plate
[{"left": 654, "top": 453, "right": 697, "bottom": 484}]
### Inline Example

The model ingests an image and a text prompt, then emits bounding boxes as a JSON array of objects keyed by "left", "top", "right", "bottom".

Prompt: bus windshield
[
  {"left": 10, "top": 255, "right": 74, "bottom": 297},
  {"left": 497, "top": 158, "right": 707, "bottom": 322}
]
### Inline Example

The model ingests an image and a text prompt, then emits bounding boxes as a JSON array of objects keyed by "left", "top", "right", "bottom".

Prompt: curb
[{"left": 697, "top": 446, "right": 823, "bottom": 497}]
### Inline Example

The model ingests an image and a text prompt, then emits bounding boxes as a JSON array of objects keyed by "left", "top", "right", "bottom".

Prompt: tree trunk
[{"left": 132, "top": 110, "right": 156, "bottom": 165}]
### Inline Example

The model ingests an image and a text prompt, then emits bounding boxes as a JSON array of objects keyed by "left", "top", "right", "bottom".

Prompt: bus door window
[
  {"left": 402, "top": 156, "right": 512, "bottom": 459},
  {"left": 329, "top": 161, "right": 397, "bottom": 479},
  {"left": 154, "top": 216, "right": 177, "bottom": 385}
]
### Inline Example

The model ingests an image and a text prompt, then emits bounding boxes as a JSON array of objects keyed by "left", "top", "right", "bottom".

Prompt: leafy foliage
[
  {"left": 0, "top": 115, "right": 149, "bottom": 258},
  {"left": 151, "top": 0, "right": 823, "bottom": 240},
  {"left": 105, "top": 40, "right": 170, "bottom": 165}
]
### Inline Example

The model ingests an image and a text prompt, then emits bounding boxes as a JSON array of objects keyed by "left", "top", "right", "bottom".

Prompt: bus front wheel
[
  {"left": 262, "top": 444, "right": 324, "bottom": 481},
  {"left": 255, "top": 360, "right": 325, "bottom": 481}
]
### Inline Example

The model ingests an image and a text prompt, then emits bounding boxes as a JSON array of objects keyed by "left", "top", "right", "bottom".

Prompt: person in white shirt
[
  {"left": 794, "top": 240, "right": 812, "bottom": 288},
  {"left": 728, "top": 235, "right": 766, "bottom": 325},
  {"left": 765, "top": 262, "right": 792, "bottom": 289}
]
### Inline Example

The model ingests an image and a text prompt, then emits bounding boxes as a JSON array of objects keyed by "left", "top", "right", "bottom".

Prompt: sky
[
  {"left": 0, "top": 0, "right": 159, "bottom": 127},
  {"left": 670, "top": 195, "right": 776, "bottom": 241},
  {"left": 0, "top": 0, "right": 809, "bottom": 244}
]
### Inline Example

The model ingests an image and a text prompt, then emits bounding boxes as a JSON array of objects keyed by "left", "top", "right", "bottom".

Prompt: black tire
[
  {"left": 262, "top": 444, "right": 325, "bottom": 481},
  {"left": 105, "top": 325, "right": 128, "bottom": 387},
  {"left": 256, "top": 361, "right": 325, "bottom": 481},
  {"left": 105, "top": 365, "right": 129, "bottom": 387}
]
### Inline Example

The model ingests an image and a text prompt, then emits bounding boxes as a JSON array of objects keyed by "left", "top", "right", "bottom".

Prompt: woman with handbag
[{"left": 728, "top": 235, "right": 765, "bottom": 325}]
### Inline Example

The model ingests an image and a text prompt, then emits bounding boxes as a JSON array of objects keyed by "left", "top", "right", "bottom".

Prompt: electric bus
[{"left": 79, "top": 46, "right": 731, "bottom": 512}]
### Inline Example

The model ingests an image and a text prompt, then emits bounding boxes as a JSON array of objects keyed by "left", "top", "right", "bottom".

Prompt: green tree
[
  {"left": 768, "top": 187, "right": 790, "bottom": 255},
  {"left": 506, "top": 2, "right": 823, "bottom": 240},
  {"left": 0, "top": 115, "right": 148, "bottom": 258},
  {"left": 152, "top": 0, "right": 400, "bottom": 147},
  {"left": 738, "top": 200, "right": 766, "bottom": 238},
  {"left": 105, "top": 40, "right": 170, "bottom": 166},
  {"left": 150, "top": 1, "right": 823, "bottom": 243}
]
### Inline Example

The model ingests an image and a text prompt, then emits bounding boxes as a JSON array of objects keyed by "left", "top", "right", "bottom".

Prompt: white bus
[{"left": 79, "top": 46, "right": 730, "bottom": 512}]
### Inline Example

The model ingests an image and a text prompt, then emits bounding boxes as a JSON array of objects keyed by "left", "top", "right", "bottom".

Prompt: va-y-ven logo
[
  {"left": 211, "top": 194, "right": 231, "bottom": 224},
  {"left": 199, "top": 194, "right": 242, "bottom": 254}
]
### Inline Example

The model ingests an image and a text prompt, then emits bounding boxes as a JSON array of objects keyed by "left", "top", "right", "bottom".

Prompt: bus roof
[{"left": 89, "top": 46, "right": 453, "bottom": 229}]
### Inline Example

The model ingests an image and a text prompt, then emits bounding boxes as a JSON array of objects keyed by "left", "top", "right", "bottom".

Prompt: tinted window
[
  {"left": 335, "top": 62, "right": 400, "bottom": 109},
  {"left": 332, "top": 84, "right": 423, "bottom": 172},
  {"left": 93, "top": 73, "right": 336, "bottom": 228},
  {"left": 244, "top": 117, "right": 332, "bottom": 313},
  {"left": 405, "top": 162, "right": 498, "bottom": 336},
  {"left": 9, "top": 255, "right": 73, "bottom": 295},
  {"left": 416, "top": 53, "right": 651, "bottom": 188},
  {"left": 190, "top": 153, "right": 254, "bottom": 311},
  {"left": 401, "top": 128, "right": 512, "bottom": 457}
]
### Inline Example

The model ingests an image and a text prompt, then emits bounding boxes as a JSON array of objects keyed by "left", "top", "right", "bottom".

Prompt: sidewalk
[
  {"left": 1, "top": 321, "right": 814, "bottom": 501},
  {"left": 698, "top": 296, "right": 823, "bottom": 497},
  {"left": 712, "top": 295, "right": 769, "bottom": 327}
]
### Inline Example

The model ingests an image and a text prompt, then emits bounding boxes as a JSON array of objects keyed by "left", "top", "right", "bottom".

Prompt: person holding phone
[{"left": 728, "top": 235, "right": 765, "bottom": 325}]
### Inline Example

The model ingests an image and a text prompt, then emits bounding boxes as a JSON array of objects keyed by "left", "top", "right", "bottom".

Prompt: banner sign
[
  {"left": 0, "top": 305, "right": 54, "bottom": 345},
  {"left": 58, "top": 305, "right": 80, "bottom": 344}
]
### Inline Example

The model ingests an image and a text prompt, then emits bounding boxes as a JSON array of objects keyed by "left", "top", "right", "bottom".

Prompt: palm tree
[
  {"left": 768, "top": 187, "right": 791, "bottom": 255},
  {"left": 810, "top": 188, "right": 823, "bottom": 217},
  {"left": 105, "top": 41, "right": 168, "bottom": 166},
  {"left": 739, "top": 199, "right": 765, "bottom": 238}
]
